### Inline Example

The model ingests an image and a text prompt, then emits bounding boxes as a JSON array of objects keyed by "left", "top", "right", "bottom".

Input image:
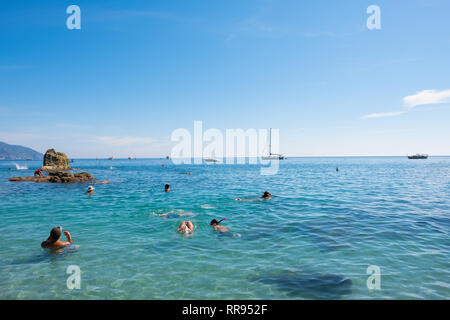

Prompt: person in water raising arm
[
  {"left": 41, "top": 226, "right": 73, "bottom": 249},
  {"left": 176, "top": 220, "right": 194, "bottom": 235},
  {"left": 235, "top": 191, "right": 272, "bottom": 201}
]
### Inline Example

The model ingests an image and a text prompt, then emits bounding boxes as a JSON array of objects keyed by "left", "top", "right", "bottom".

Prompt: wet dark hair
[
  {"left": 165, "top": 184, "right": 170, "bottom": 190},
  {"left": 263, "top": 191, "right": 271, "bottom": 198},
  {"left": 210, "top": 219, "right": 220, "bottom": 226},
  {"left": 48, "top": 227, "right": 61, "bottom": 242}
]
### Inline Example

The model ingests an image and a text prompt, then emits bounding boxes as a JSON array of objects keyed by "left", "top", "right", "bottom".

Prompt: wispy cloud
[
  {"left": 362, "top": 111, "right": 405, "bottom": 119},
  {"left": 363, "top": 88, "right": 450, "bottom": 120},
  {"left": 403, "top": 89, "right": 450, "bottom": 108},
  {"left": 92, "top": 136, "right": 156, "bottom": 146}
]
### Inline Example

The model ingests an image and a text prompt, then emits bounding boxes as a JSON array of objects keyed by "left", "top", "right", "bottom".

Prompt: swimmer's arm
[{"left": 62, "top": 231, "right": 73, "bottom": 245}]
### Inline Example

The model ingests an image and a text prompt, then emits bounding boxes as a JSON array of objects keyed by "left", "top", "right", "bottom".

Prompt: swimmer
[
  {"left": 86, "top": 186, "right": 95, "bottom": 195},
  {"left": 176, "top": 220, "right": 194, "bottom": 235},
  {"left": 185, "top": 172, "right": 192, "bottom": 175},
  {"left": 165, "top": 184, "right": 170, "bottom": 192},
  {"left": 235, "top": 191, "right": 271, "bottom": 201},
  {"left": 261, "top": 191, "right": 271, "bottom": 199},
  {"left": 210, "top": 219, "right": 241, "bottom": 237},
  {"left": 96, "top": 180, "right": 110, "bottom": 184},
  {"left": 34, "top": 169, "right": 43, "bottom": 177},
  {"left": 41, "top": 226, "right": 73, "bottom": 249},
  {"left": 336, "top": 167, "right": 339, "bottom": 172},
  {"left": 156, "top": 211, "right": 194, "bottom": 219},
  {"left": 210, "top": 218, "right": 229, "bottom": 233}
]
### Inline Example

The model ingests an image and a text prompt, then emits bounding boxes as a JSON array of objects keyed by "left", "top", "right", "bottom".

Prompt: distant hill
[{"left": 0, "top": 141, "right": 43, "bottom": 160}]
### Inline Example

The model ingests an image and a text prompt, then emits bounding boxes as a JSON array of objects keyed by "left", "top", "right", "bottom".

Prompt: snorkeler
[
  {"left": 41, "top": 226, "right": 73, "bottom": 249},
  {"left": 210, "top": 219, "right": 241, "bottom": 237},
  {"left": 176, "top": 220, "right": 194, "bottom": 235},
  {"left": 210, "top": 219, "right": 229, "bottom": 233},
  {"left": 235, "top": 191, "right": 272, "bottom": 201},
  {"left": 165, "top": 184, "right": 170, "bottom": 192},
  {"left": 86, "top": 186, "right": 95, "bottom": 195}
]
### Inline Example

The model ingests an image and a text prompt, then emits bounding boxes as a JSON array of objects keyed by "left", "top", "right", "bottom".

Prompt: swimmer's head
[
  {"left": 165, "top": 184, "right": 170, "bottom": 192},
  {"left": 210, "top": 219, "right": 220, "bottom": 226},
  {"left": 87, "top": 186, "right": 95, "bottom": 192},
  {"left": 262, "top": 191, "right": 271, "bottom": 198},
  {"left": 48, "top": 226, "right": 62, "bottom": 242}
]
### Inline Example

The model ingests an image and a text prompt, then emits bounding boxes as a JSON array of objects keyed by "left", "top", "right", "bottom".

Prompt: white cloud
[
  {"left": 92, "top": 136, "right": 156, "bottom": 146},
  {"left": 403, "top": 89, "right": 450, "bottom": 108},
  {"left": 362, "top": 111, "right": 405, "bottom": 119}
]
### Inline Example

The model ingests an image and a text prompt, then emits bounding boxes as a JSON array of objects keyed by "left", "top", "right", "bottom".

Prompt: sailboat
[{"left": 262, "top": 128, "right": 286, "bottom": 160}]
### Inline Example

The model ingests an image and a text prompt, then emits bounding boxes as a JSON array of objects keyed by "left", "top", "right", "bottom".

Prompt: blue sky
[{"left": 0, "top": 0, "right": 449, "bottom": 157}]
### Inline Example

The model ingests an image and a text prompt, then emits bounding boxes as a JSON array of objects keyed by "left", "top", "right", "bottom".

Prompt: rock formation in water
[
  {"left": 41, "top": 149, "right": 71, "bottom": 171},
  {"left": 8, "top": 148, "right": 97, "bottom": 183},
  {"left": 9, "top": 171, "right": 95, "bottom": 183}
]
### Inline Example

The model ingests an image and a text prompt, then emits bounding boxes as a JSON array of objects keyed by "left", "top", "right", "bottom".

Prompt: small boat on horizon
[
  {"left": 108, "top": 156, "right": 114, "bottom": 160},
  {"left": 204, "top": 158, "right": 219, "bottom": 163},
  {"left": 408, "top": 154, "right": 428, "bottom": 159}
]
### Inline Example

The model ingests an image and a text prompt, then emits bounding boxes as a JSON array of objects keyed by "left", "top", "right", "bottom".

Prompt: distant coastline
[{"left": 0, "top": 141, "right": 43, "bottom": 160}]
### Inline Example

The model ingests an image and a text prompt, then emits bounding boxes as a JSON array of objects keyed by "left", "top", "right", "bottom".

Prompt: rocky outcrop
[
  {"left": 9, "top": 171, "right": 95, "bottom": 183},
  {"left": 41, "top": 149, "right": 71, "bottom": 171}
]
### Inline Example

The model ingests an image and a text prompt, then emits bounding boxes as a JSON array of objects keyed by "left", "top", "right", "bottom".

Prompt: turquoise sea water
[{"left": 0, "top": 157, "right": 449, "bottom": 299}]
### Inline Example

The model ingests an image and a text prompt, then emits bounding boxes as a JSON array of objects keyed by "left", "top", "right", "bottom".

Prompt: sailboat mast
[{"left": 269, "top": 128, "right": 272, "bottom": 155}]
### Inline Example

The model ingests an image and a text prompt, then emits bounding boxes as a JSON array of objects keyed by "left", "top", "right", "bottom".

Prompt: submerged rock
[
  {"left": 41, "top": 149, "right": 71, "bottom": 171},
  {"left": 9, "top": 171, "right": 94, "bottom": 183},
  {"left": 251, "top": 270, "right": 352, "bottom": 299}
]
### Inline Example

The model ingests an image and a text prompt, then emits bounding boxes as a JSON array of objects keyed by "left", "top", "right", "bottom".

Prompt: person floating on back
[
  {"left": 41, "top": 226, "right": 73, "bottom": 249},
  {"left": 165, "top": 184, "right": 170, "bottom": 192},
  {"left": 176, "top": 220, "right": 194, "bottom": 236},
  {"left": 34, "top": 169, "right": 43, "bottom": 177}
]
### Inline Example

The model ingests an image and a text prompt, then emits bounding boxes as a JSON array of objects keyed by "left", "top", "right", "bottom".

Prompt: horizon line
[{"left": 3, "top": 155, "right": 448, "bottom": 160}]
